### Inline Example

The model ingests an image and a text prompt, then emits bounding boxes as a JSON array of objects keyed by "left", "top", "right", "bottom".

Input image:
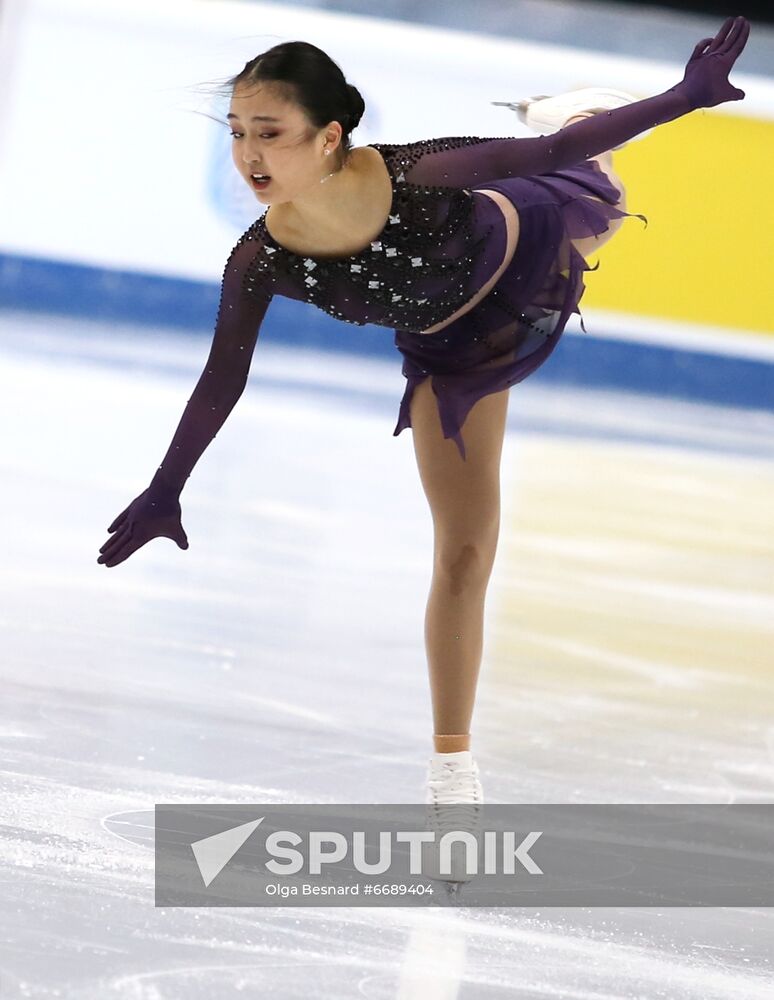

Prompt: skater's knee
[{"left": 433, "top": 535, "right": 498, "bottom": 592}]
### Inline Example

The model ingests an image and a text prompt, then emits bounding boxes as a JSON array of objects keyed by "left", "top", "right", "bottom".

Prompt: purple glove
[
  {"left": 677, "top": 15, "right": 750, "bottom": 111},
  {"left": 97, "top": 482, "right": 189, "bottom": 567}
]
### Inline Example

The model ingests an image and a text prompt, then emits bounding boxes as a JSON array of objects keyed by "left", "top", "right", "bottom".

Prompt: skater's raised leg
[{"left": 563, "top": 111, "right": 629, "bottom": 260}]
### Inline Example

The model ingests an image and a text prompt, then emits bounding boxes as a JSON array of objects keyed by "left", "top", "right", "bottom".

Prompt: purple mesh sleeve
[
  {"left": 399, "top": 87, "right": 696, "bottom": 189},
  {"left": 147, "top": 230, "right": 272, "bottom": 501}
]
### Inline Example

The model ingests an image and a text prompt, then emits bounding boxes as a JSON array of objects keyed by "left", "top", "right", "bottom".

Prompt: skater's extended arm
[
  {"left": 146, "top": 237, "right": 271, "bottom": 501},
  {"left": 400, "top": 15, "right": 749, "bottom": 188},
  {"left": 97, "top": 232, "right": 272, "bottom": 567}
]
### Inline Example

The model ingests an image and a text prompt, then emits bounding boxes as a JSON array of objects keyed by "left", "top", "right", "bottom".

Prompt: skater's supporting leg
[{"left": 409, "top": 378, "right": 509, "bottom": 752}]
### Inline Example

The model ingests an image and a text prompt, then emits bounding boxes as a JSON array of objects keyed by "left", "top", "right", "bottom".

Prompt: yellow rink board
[{"left": 581, "top": 109, "right": 774, "bottom": 337}]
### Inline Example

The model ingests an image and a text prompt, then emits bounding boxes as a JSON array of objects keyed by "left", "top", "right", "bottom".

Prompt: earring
[{"left": 325, "top": 149, "right": 331, "bottom": 155}]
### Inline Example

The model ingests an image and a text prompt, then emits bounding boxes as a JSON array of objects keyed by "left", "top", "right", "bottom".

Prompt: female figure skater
[{"left": 97, "top": 19, "right": 749, "bottom": 818}]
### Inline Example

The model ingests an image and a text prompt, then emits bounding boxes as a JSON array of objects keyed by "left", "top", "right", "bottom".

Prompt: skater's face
[{"left": 227, "top": 82, "right": 346, "bottom": 205}]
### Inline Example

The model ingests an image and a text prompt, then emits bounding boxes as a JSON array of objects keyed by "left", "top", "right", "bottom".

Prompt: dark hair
[{"left": 211, "top": 40, "right": 365, "bottom": 163}]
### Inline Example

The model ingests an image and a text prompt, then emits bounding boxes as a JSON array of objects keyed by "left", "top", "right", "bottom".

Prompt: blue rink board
[{"left": 2, "top": 251, "right": 772, "bottom": 412}]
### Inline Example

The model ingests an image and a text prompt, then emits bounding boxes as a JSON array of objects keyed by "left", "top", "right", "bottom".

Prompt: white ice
[{"left": 1, "top": 309, "right": 773, "bottom": 998}]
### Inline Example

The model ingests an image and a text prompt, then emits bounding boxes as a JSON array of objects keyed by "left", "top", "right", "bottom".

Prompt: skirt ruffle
[{"left": 392, "top": 160, "right": 648, "bottom": 460}]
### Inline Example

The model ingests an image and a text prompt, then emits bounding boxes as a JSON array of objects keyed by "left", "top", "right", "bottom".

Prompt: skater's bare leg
[{"left": 409, "top": 379, "right": 509, "bottom": 754}]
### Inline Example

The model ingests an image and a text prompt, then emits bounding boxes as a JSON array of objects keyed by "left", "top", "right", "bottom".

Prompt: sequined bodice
[
  {"left": 223, "top": 99, "right": 686, "bottom": 335},
  {"left": 149, "top": 91, "right": 688, "bottom": 493},
  {"left": 244, "top": 137, "right": 509, "bottom": 332}
]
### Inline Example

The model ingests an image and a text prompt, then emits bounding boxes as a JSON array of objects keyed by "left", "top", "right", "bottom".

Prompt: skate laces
[
  {"left": 426, "top": 760, "right": 483, "bottom": 837},
  {"left": 425, "top": 761, "right": 483, "bottom": 881},
  {"left": 427, "top": 761, "right": 482, "bottom": 804}
]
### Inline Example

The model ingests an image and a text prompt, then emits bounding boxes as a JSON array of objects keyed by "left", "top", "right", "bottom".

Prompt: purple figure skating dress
[{"left": 147, "top": 81, "right": 735, "bottom": 496}]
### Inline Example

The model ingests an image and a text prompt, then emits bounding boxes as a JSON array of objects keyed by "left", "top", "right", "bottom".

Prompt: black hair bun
[{"left": 345, "top": 83, "right": 365, "bottom": 130}]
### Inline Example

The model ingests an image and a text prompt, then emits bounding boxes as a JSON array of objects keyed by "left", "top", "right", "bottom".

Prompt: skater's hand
[
  {"left": 678, "top": 15, "right": 750, "bottom": 110},
  {"left": 97, "top": 488, "right": 188, "bottom": 567}
]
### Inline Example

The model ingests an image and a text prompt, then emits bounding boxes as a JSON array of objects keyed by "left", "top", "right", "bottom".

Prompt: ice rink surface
[{"left": 1, "top": 310, "right": 773, "bottom": 997}]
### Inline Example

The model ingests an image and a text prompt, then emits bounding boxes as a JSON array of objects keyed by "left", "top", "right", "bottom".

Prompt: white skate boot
[
  {"left": 424, "top": 750, "right": 484, "bottom": 885},
  {"left": 491, "top": 86, "right": 654, "bottom": 150}
]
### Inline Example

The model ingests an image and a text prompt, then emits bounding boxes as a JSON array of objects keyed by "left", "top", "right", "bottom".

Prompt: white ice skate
[
  {"left": 491, "top": 86, "right": 654, "bottom": 151},
  {"left": 424, "top": 750, "right": 483, "bottom": 886}
]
